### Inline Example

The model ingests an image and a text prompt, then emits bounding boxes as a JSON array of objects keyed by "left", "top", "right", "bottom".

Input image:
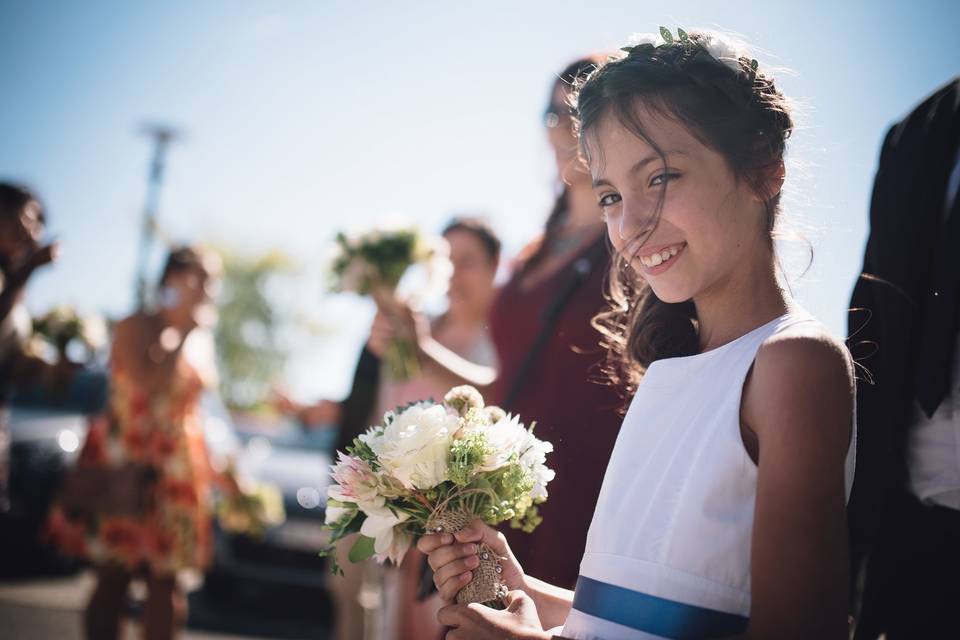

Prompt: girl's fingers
[
  {"left": 417, "top": 533, "right": 454, "bottom": 554},
  {"left": 453, "top": 519, "right": 500, "bottom": 551},
  {"left": 452, "top": 525, "right": 484, "bottom": 544},
  {"left": 426, "top": 542, "right": 477, "bottom": 571},
  {"left": 437, "top": 569, "right": 473, "bottom": 602},
  {"left": 437, "top": 603, "right": 463, "bottom": 627},
  {"left": 432, "top": 554, "right": 480, "bottom": 589}
]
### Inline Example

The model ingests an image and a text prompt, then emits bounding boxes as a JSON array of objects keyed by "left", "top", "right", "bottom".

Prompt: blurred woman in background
[
  {"left": 373, "top": 217, "right": 500, "bottom": 640},
  {"left": 279, "top": 217, "right": 501, "bottom": 640},
  {"left": 0, "top": 182, "right": 61, "bottom": 513},
  {"left": 376, "top": 57, "right": 625, "bottom": 590},
  {"left": 48, "top": 245, "right": 231, "bottom": 640}
]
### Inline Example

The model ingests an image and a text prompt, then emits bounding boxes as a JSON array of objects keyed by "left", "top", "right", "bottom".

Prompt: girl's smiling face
[{"left": 586, "top": 103, "right": 776, "bottom": 304}]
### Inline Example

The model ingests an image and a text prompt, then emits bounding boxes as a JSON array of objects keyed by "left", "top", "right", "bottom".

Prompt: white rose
[
  {"left": 360, "top": 510, "right": 412, "bottom": 565},
  {"left": 476, "top": 414, "right": 529, "bottom": 471},
  {"left": 701, "top": 34, "right": 747, "bottom": 73},
  {"left": 363, "top": 403, "right": 458, "bottom": 490},
  {"left": 518, "top": 433, "right": 556, "bottom": 500}
]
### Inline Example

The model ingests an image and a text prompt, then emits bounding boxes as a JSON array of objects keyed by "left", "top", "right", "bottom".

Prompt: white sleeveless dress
[{"left": 560, "top": 311, "right": 857, "bottom": 640}]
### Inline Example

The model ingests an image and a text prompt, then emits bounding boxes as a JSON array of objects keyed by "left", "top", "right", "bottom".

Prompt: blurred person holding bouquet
[
  {"left": 370, "top": 217, "right": 500, "bottom": 640},
  {"left": 0, "top": 182, "right": 66, "bottom": 513},
  {"left": 46, "top": 245, "right": 241, "bottom": 640},
  {"left": 373, "top": 57, "right": 624, "bottom": 591},
  {"left": 277, "top": 217, "right": 501, "bottom": 640}
]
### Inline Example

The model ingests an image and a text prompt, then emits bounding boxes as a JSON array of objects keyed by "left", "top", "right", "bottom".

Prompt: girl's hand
[
  {"left": 438, "top": 590, "right": 550, "bottom": 640},
  {"left": 417, "top": 518, "right": 525, "bottom": 603}
]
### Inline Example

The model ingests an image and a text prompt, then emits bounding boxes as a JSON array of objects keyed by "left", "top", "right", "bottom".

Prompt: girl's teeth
[{"left": 640, "top": 243, "right": 683, "bottom": 268}]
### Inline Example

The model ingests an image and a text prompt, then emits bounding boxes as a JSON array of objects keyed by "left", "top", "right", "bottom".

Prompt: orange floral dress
[{"left": 47, "top": 357, "right": 214, "bottom": 576}]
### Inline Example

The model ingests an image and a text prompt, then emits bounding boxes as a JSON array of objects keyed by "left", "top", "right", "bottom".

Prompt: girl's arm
[
  {"left": 520, "top": 575, "right": 576, "bottom": 631},
  {"left": 735, "top": 332, "right": 854, "bottom": 640}
]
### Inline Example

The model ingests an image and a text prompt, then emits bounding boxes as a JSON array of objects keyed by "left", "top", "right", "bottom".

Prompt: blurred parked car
[
  {"left": 207, "top": 415, "right": 335, "bottom": 595},
  {"left": 1, "top": 369, "right": 108, "bottom": 575}
]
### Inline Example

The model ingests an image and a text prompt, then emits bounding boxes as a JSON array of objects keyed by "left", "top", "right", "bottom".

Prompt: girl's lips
[{"left": 639, "top": 242, "right": 686, "bottom": 276}]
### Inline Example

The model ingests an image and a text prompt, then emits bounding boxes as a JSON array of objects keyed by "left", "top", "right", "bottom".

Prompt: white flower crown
[{"left": 624, "top": 27, "right": 759, "bottom": 78}]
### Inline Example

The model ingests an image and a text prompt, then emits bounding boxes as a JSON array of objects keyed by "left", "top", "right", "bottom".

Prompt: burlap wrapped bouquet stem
[{"left": 425, "top": 509, "right": 509, "bottom": 605}]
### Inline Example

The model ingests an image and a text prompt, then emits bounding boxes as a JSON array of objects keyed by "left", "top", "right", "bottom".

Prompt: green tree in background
[{"left": 214, "top": 249, "right": 295, "bottom": 410}]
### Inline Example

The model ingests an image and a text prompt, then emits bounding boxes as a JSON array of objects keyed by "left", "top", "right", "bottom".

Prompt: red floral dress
[{"left": 47, "top": 357, "right": 214, "bottom": 576}]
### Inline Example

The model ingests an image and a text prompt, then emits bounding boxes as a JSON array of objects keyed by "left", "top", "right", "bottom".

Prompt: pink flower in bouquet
[{"left": 328, "top": 452, "right": 384, "bottom": 512}]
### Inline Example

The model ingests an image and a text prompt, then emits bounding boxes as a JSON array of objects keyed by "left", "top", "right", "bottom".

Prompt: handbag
[{"left": 59, "top": 461, "right": 157, "bottom": 516}]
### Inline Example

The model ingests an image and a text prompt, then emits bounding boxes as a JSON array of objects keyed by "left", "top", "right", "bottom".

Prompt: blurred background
[
  {"left": 3, "top": 0, "right": 958, "bottom": 400},
  {"left": 1, "top": 1, "right": 958, "bottom": 638}
]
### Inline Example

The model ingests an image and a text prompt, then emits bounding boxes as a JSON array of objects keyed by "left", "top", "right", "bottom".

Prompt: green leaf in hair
[
  {"left": 678, "top": 28, "right": 689, "bottom": 42},
  {"left": 659, "top": 26, "right": 674, "bottom": 44}
]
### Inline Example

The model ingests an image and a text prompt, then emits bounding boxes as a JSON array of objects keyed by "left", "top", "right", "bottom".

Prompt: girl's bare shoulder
[{"left": 746, "top": 320, "right": 854, "bottom": 447}]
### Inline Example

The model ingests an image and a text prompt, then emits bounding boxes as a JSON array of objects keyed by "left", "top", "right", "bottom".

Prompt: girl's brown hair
[{"left": 573, "top": 31, "right": 794, "bottom": 395}]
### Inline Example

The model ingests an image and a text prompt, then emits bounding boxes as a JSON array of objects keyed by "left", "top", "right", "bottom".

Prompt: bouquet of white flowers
[
  {"left": 327, "top": 225, "right": 451, "bottom": 380},
  {"left": 323, "top": 385, "right": 554, "bottom": 605}
]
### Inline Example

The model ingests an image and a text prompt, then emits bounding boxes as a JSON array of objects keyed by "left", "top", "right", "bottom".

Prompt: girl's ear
[{"left": 752, "top": 160, "right": 785, "bottom": 203}]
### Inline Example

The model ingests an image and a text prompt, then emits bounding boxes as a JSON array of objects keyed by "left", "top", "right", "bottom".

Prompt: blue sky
[{"left": 2, "top": 0, "right": 958, "bottom": 399}]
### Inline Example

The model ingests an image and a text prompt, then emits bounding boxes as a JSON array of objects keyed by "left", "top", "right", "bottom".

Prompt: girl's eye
[
  {"left": 649, "top": 171, "right": 681, "bottom": 188},
  {"left": 598, "top": 193, "right": 622, "bottom": 208}
]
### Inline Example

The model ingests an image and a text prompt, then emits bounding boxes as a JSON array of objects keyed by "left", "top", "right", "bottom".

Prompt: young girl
[{"left": 419, "top": 29, "right": 856, "bottom": 640}]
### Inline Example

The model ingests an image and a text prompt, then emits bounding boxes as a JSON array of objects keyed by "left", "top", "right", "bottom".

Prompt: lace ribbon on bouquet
[{"left": 425, "top": 507, "right": 508, "bottom": 605}]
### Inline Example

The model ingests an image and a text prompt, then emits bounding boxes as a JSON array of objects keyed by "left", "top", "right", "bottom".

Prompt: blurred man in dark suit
[{"left": 849, "top": 77, "right": 960, "bottom": 639}]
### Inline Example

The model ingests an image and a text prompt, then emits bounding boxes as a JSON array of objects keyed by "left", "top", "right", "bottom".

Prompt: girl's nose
[{"left": 619, "top": 203, "right": 656, "bottom": 242}]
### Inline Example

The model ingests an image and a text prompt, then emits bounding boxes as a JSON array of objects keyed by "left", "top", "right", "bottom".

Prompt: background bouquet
[
  {"left": 327, "top": 224, "right": 451, "bottom": 380},
  {"left": 29, "top": 304, "right": 107, "bottom": 364},
  {"left": 216, "top": 465, "right": 286, "bottom": 539},
  {"left": 323, "top": 385, "right": 554, "bottom": 605}
]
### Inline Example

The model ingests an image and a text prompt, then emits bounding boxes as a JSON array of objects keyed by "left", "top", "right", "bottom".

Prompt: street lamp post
[{"left": 134, "top": 123, "right": 181, "bottom": 310}]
